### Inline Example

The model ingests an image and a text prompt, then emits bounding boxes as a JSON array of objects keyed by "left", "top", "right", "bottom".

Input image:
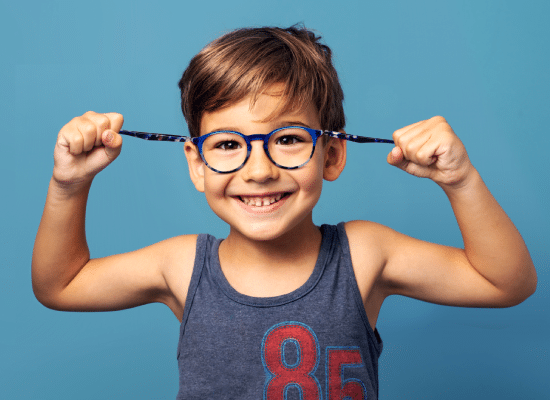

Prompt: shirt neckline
[{"left": 208, "top": 224, "right": 334, "bottom": 307}]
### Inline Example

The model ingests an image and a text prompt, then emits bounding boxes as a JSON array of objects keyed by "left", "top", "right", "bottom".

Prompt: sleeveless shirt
[{"left": 176, "top": 223, "right": 383, "bottom": 399}]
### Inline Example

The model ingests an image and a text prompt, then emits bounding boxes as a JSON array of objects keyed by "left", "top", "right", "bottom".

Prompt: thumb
[
  {"left": 387, "top": 146, "right": 407, "bottom": 169},
  {"left": 102, "top": 129, "right": 123, "bottom": 161}
]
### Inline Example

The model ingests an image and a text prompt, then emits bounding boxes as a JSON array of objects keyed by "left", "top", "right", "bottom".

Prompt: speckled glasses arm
[
  {"left": 323, "top": 131, "right": 394, "bottom": 144},
  {"left": 119, "top": 130, "right": 192, "bottom": 143}
]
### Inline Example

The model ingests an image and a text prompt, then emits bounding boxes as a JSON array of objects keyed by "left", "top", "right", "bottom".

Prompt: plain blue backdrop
[{"left": 1, "top": 0, "right": 548, "bottom": 398}]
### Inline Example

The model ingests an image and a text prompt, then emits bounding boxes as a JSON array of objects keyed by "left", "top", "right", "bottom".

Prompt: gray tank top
[{"left": 176, "top": 223, "right": 382, "bottom": 399}]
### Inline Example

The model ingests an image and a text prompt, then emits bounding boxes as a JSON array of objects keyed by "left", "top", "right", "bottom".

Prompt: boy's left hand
[{"left": 387, "top": 116, "right": 473, "bottom": 188}]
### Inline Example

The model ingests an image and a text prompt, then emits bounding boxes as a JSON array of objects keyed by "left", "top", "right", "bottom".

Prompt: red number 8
[{"left": 261, "top": 322, "right": 321, "bottom": 400}]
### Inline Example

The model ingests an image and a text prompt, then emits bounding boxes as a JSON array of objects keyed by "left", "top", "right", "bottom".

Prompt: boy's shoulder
[
  {"left": 161, "top": 233, "right": 200, "bottom": 267},
  {"left": 343, "top": 219, "right": 393, "bottom": 265},
  {"left": 340, "top": 220, "right": 393, "bottom": 329},
  {"left": 145, "top": 233, "right": 199, "bottom": 320}
]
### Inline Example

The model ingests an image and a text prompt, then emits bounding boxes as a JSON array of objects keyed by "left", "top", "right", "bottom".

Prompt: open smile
[{"left": 237, "top": 192, "right": 292, "bottom": 207}]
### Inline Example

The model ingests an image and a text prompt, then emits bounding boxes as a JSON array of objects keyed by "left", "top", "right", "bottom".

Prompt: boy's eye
[
  {"left": 275, "top": 135, "right": 303, "bottom": 146},
  {"left": 216, "top": 140, "right": 242, "bottom": 150}
]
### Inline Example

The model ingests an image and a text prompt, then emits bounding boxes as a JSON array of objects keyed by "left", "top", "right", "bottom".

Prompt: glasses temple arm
[
  {"left": 119, "top": 130, "right": 192, "bottom": 143},
  {"left": 323, "top": 131, "right": 394, "bottom": 144}
]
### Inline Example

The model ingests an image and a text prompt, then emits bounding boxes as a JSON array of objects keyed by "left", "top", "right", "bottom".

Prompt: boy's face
[{"left": 184, "top": 85, "right": 346, "bottom": 242}]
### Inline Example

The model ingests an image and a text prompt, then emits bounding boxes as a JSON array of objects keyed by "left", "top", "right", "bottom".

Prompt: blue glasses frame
[{"left": 119, "top": 126, "right": 394, "bottom": 173}]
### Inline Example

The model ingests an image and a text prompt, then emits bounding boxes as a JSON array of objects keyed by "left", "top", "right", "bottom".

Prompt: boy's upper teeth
[{"left": 241, "top": 193, "right": 283, "bottom": 206}]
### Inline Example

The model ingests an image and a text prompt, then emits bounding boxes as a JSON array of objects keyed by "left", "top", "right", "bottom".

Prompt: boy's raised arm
[
  {"left": 32, "top": 112, "right": 191, "bottom": 317},
  {"left": 372, "top": 116, "right": 537, "bottom": 308}
]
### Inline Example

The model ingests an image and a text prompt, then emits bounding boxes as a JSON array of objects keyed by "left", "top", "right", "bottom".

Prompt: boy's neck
[
  {"left": 219, "top": 215, "right": 322, "bottom": 270},
  {"left": 218, "top": 216, "right": 323, "bottom": 297}
]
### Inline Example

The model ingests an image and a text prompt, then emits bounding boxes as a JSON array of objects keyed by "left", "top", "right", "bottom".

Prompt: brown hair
[{"left": 178, "top": 25, "right": 345, "bottom": 137}]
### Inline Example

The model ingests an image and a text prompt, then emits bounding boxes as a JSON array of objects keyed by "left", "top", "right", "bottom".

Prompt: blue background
[{"left": 1, "top": 0, "right": 548, "bottom": 398}]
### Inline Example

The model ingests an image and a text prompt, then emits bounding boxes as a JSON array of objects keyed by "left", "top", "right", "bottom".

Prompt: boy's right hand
[{"left": 53, "top": 111, "right": 123, "bottom": 189}]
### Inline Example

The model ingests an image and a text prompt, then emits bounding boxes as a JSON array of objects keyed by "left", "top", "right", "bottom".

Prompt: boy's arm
[
  {"left": 360, "top": 117, "right": 536, "bottom": 308},
  {"left": 32, "top": 112, "right": 194, "bottom": 318}
]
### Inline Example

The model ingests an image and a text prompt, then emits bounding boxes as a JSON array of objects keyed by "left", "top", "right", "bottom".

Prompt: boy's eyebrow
[
  {"left": 204, "top": 126, "right": 241, "bottom": 135},
  {"left": 280, "top": 121, "right": 314, "bottom": 129},
  {"left": 205, "top": 121, "right": 314, "bottom": 135}
]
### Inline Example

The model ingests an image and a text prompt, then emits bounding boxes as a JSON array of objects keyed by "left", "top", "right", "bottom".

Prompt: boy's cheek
[{"left": 295, "top": 165, "right": 325, "bottom": 198}]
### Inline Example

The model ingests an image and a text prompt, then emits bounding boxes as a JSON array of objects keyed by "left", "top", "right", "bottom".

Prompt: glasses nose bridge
[
  {"left": 240, "top": 133, "right": 280, "bottom": 181},
  {"left": 245, "top": 133, "right": 271, "bottom": 161},
  {"left": 244, "top": 132, "right": 272, "bottom": 159},
  {"left": 246, "top": 133, "right": 270, "bottom": 146}
]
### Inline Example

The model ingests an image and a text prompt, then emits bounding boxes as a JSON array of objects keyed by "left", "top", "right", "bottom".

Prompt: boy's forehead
[{"left": 200, "top": 86, "right": 320, "bottom": 134}]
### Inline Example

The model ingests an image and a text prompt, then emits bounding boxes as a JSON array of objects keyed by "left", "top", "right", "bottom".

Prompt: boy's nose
[{"left": 240, "top": 141, "right": 280, "bottom": 182}]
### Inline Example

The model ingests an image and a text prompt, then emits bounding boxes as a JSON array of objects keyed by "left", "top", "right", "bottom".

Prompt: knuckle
[
  {"left": 87, "top": 112, "right": 110, "bottom": 130},
  {"left": 393, "top": 133, "right": 403, "bottom": 147},
  {"left": 404, "top": 142, "right": 416, "bottom": 155},
  {"left": 97, "top": 116, "right": 111, "bottom": 132},
  {"left": 432, "top": 115, "right": 449, "bottom": 128},
  {"left": 417, "top": 150, "right": 430, "bottom": 163},
  {"left": 83, "top": 110, "right": 98, "bottom": 118},
  {"left": 114, "top": 112, "right": 124, "bottom": 125},
  {"left": 392, "top": 130, "right": 401, "bottom": 142},
  {"left": 71, "top": 133, "right": 84, "bottom": 147},
  {"left": 81, "top": 121, "right": 97, "bottom": 137},
  {"left": 106, "top": 112, "right": 124, "bottom": 130}
]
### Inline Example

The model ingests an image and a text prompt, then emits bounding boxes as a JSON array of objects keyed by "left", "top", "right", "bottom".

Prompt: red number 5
[{"left": 326, "top": 347, "right": 366, "bottom": 399}]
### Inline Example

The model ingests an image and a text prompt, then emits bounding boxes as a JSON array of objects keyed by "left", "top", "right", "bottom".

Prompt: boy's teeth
[{"left": 241, "top": 193, "right": 284, "bottom": 206}]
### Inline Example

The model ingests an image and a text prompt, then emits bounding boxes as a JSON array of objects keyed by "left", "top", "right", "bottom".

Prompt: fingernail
[
  {"left": 391, "top": 147, "right": 400, "bottom": 157},
  {"left": 105, "top": 131, "right": 113, "bottom": 142}
]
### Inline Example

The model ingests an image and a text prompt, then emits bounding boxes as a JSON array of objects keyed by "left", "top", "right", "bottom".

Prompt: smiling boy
[{"left": 32, "top": 26, "right": 537, "bottom": 399}]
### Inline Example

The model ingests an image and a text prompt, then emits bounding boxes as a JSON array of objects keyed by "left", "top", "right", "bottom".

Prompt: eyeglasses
[{"left": 119, "top": 126, "right": 394, "bottom": 174}]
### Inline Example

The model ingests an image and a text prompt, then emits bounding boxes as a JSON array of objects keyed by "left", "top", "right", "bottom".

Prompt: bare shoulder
[
  {"left": 153, "top": 234, "right": 200, "bottom": 321},
  {"left": 343, "top": 220, "right": 396, "bottom": 293},
  {"left": 342, "top": 220, "right": 393, "bottom": 329},
  {"left": 343, "top": 220, "right": 391, "bottom": 263}
]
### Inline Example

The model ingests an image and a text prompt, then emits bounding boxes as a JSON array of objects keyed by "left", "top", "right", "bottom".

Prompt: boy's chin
[
  {"left": 228, "top": 222, "right": 290, "bottom": 242},
  {"left": 225, "top": 215, "right": 317, "bottom": 244}
]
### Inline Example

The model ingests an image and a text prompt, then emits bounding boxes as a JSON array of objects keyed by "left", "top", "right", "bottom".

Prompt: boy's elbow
[
  {"left": 32, "top": 283, "right": 60, "bottom": 310},
  {"left": 518, "top": 269, "right": 538, "bottom": 304},
  {"left": 520, "top": 261, "right": 538, "bottom": 302},
  {"left": 498, "top": 264, "right": 537, "bottom": 308},
  {"left": 33, "top": 289, "right": 75, "bottom": 311},
  {"left": 32, "top": 274, "right": 67, "bottom": 311}
]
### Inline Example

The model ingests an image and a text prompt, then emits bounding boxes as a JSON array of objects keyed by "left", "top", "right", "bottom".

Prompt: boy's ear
[
  {"left": 323, "top": 134, "right": 347, "bottom": 181},
  {"left": 184, "top": 142, "right": 205, "bottom": 192}
]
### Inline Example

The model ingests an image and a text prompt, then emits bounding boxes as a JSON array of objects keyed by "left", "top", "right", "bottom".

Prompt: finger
[
  {"left": 102, "top": 129, "right": 123, "bottom": 161},
  {"left": 74, "top": 118, "right": 100, "bottom": 154},
  {"left": 387, "top": 146, "right": 408, "bottom": 169},
  {"left": 85, "top": 111, "right": 113, "bottom": 148},
  {"left": 415, "top": 135, "right": 442, "bottom": 167},
  {"left": 407, "top": 117, "right": 455, "bottom": 167},
  {"left": 56, "top": 124, "right": 78, "bottom": 153},
  {"left": 60, "top": 118, "right": 92, "bottom": 155},
  {"left": 400, "top": 130, "right": 432, "bottom": 166},
  {"left": 392, "top": 119, "right": 426, "bottom": 143},
  {"left": 104, "top": 112, "right": 124, "bottom": 133}
]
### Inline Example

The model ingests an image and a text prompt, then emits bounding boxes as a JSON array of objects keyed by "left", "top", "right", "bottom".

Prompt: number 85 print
[{"left": 262, "top": 322, "right": 370, "bottom": 400}]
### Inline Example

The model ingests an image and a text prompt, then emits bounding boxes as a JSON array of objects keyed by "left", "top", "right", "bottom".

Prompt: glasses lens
[
  {"left": 268, "top": 127, "right": 314, "bottom": 168},
  {"left": 201, "top": 132, "right": 247, "bottom": 172}
]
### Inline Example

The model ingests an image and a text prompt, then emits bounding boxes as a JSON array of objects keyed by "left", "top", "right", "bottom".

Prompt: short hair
[{"left": 178, "top": 25, "right": 345, "bottom": 137}]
